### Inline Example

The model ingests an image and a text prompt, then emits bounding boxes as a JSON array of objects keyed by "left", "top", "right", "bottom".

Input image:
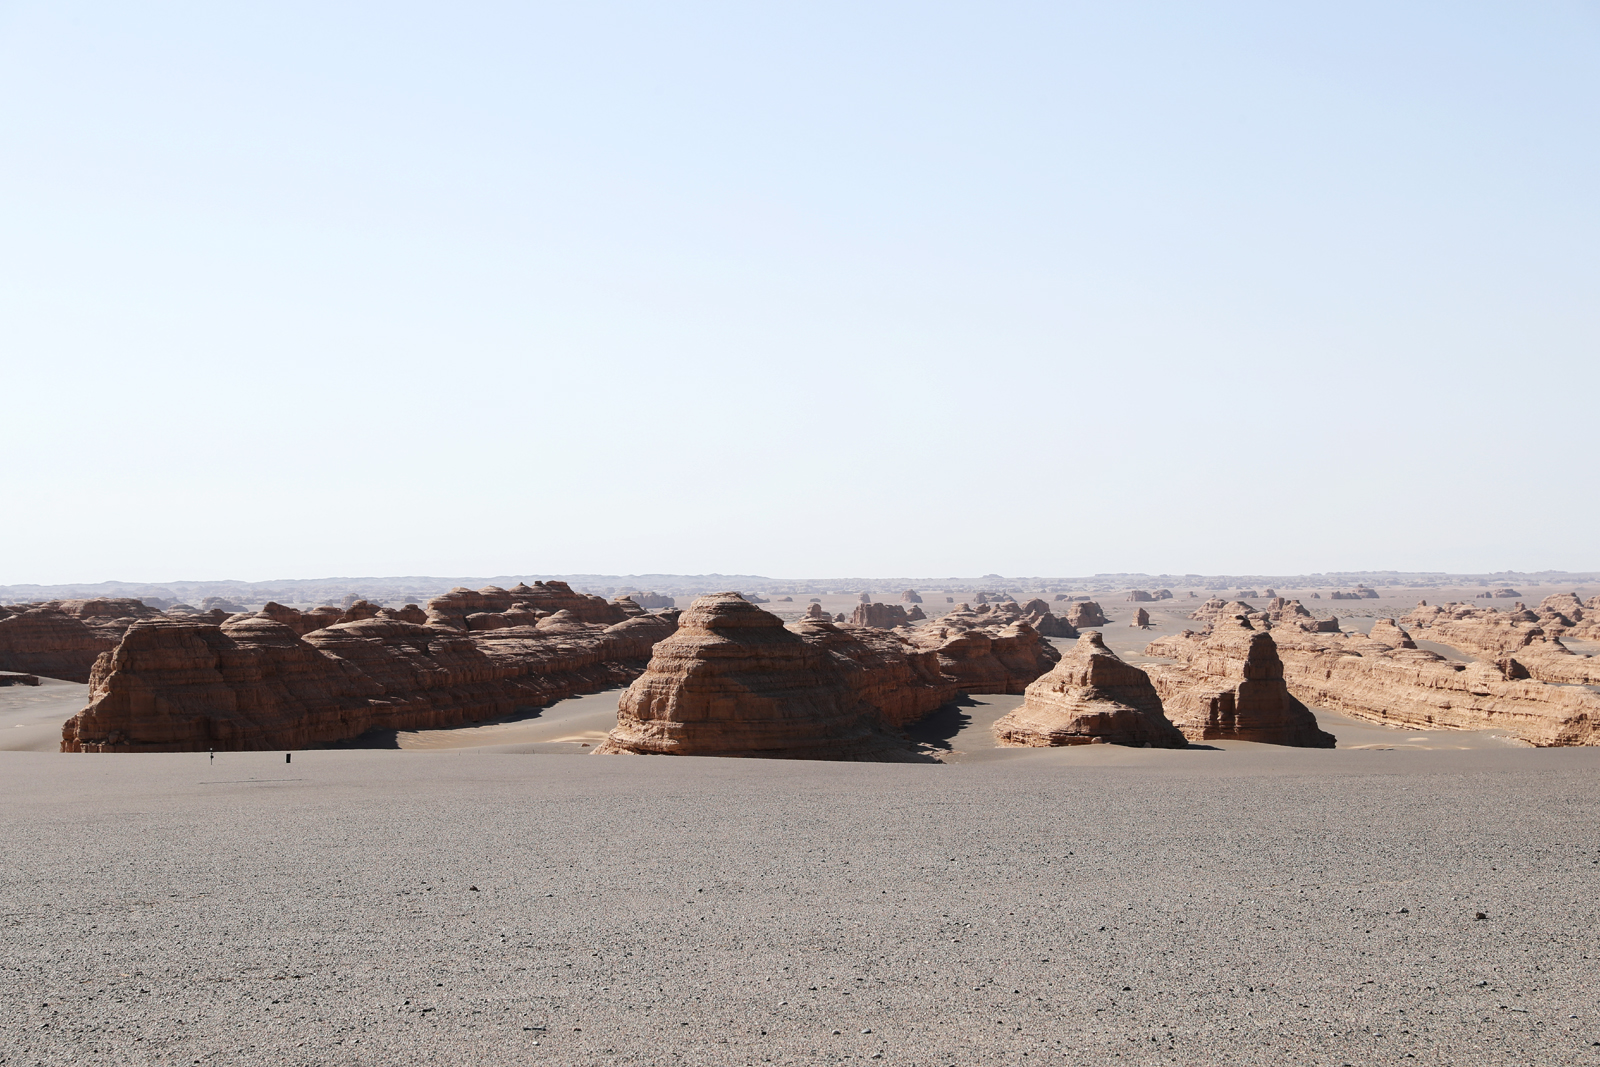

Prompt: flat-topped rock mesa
[
  {"left": 1329, "top": 586, "right": 1381, "bottom": 600},
  {"left": 1060, "top": 601, "right": 1109, "bottom": 628},
  {"left": 1151, "top": 619, "right": 1600, "bottom": 747},
  {"left": 850, "top": 602, "right": 914, "bottom": 629},
  {"left": 426, "top": 581, "right": 632, "bottom": 630},
  {"left": 1397, "top": 602, "right": 1600, "bottom": 686},
  {"left": 1475, "top": 587, "right": 1523, "bottom": 599},
  {"left": 0, "top": 598, "right": 168, "bottom": 682},
  {"left": 595, "top": 594, "right": 926, "bottom": 762},
  {"left": 993, "top": 633, "right": 1185, "bottom": 748},
  {"left": 1144, "top": 621, "right": 1336, "bottom": 747},
  {"left": 900, "top": 589, "right": 923, "bottom": 603},
  {"left": 60, "top": 605, "right": 679, "bottom": 752},
  {"left": 1126, "top": 590, "right": 1155, "bottom": 602}
]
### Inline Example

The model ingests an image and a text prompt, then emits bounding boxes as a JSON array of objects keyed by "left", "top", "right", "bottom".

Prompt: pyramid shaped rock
[
  {"left": 1146, "top": 621, "right": 1335, "bottom": 747},
  {"left": 596, "top": 594, "right": 925, "bottom": 762},
  {"left": 992, "top": 633, "right": 1185, "bottom": 747}
]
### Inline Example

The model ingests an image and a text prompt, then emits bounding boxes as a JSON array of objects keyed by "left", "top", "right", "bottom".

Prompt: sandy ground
[
  {"left": 5, "top": 744, "right": 1600, "bottom": 1067},
  {"left": 5, "top": 587, "right": 1595, "bottom": 1064}
]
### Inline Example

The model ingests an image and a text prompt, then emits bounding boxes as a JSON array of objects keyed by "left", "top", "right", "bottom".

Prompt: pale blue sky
[{"left": 2, "top": 1, "right": 1596, "bottom": 583}]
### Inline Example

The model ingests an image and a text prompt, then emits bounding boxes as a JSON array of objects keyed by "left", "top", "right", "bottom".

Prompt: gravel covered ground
[{"left": 4, "top": 743, "right": 1600, "bottom": 1066}]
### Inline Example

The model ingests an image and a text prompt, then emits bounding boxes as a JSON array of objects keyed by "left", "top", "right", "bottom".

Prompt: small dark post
[
  {"left": 209, "top": 748, "right": 214, "bottom": 762},
  {"left": 285, "top": 752, "right": 291, "bottom": 764}
]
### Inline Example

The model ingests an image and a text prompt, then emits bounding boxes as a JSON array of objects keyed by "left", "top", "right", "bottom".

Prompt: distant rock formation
[
  {"left": 0, "top": 671, "right": 40, "bottom": 687},
  {"left": 993, "top": 633, "right": 1184, "bottom": 748},
  {"left": 1126, "top": 590, "right": 1154, "bottom": 603},
  {"left": 906, "top": 605, "right": 927, "bottom": 622},
  {"left": 1061, "top": 601, "right": 1109, "bottom": 628},
  {"left": 595, "top": 594, "right": 927, "bottom": 762},
  {"left": 858, "top": 592, "right": 873, "bottom": 604},
  {"left": 1398, "top": 602, "right": 1600, "bottom": 686},
  {"left": 1330, "top": 586, "right": 1381, "bottom": 601},
  {"left": 900, "top": 589, "right": 923, "bottom": 603},
  {"left": 1237, "top": 590, "right": 1260, "bottom": 599},
  {"left": 1153, "top": 589, "right": 1174, "bottom": 600},
  {"left": 426, "top": 581, "right": 632, "bottom": 630},
  {"left": 1145, "top": 621, "right": 1335, "bottom": 747},
  {"left": 60, "top": 604, "right": 680, "bottom": 752},
  {"left": 805, "top": 603, "right": 830, "bottom": 620},
  {"left": 1132, "top": 608, "right": 1151, "bottom": 629},
  {"left": 623, "top": 591, "right": 675, "bottom": 609},
  {"left": 850, "top": 602, "right": 913, "bottom": 629},
  {"left": 1148, "top": 619, "right": 1600, "bottom": 747}
]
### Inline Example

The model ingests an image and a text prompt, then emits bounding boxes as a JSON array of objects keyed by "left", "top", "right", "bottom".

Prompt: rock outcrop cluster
[
  {"left": 595, "top": 595, "right": 930, "bottom": 762},
  {"left": 1144, "top": 620, "right": 1335, "bottom": 747},
  {"left": 597, "top": 593, "right": 1067, "bottom": 761},
  {"left": 850, "top": 602, "right": 915, "bottom": 629},
  {"left": 1153, "top": 615, "right": 1600, "bottom": 747},
  {"left": 1397, "top": 601, "right": 1600, "bottom": 686},
  {"left": 60, "top": 589, "right": 680, "bottom": 753},
  {"left": 993, "top": 633, "right": 1185, "bottom": 748}
]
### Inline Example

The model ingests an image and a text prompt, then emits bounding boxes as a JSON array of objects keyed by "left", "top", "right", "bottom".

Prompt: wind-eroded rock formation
[
  {"left": 850, "top": 602, "right": 915, "bottom": 629},
  {"left": 1060, "top": 601, "right": 1109, "bottom": 628},
  {"left": 60, "top": 599, "right": 678, "bottom": 752},
  {"left": 426, "top": 581, "right": 635, "bottom": 630},
  {"left": 1397, "top": 601, "right": 1600, "bottom": 686},
  {"left": 1153, "top": 617, "right": 1600, "bottom": 747},
  {"left": 993, "top": 633, "right": 1185, "bottom": 748},
  {"left": 1144, "top": 621, "right": 1335, "bottom": 747},
  {"left": 597, "top": 594, "right": 1066, "bottom": 761},
  {"left": 0, "top": 599, "right": 165, "bottom": 682},
  {"left": 595, "top": 595, "right": 927, "bottom": 762}
]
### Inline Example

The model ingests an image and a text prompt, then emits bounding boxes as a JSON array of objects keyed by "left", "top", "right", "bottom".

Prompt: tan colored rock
[
  {"left": 1147, "top": 621, "right": 1600, "bottom": 747},
  {"left": 1132, "top": 608, "right": 1151, "bottom": 629},
  {"left": 1144, "top": 621, "right": 1335, "bottom": 747},
  {"left": 60, "top": 606, "right": 679, "bottom": 753},
  {"left": 1397, "top": 601, "right": 1600, "bottom": 686},
  {"left": 850, "top": 602, "right": 914, "bottom": 629},
  {"left": 595, "top": 594, "right": 924, "bottom": 762},
  {"left": 900, "top": 589, "right": 923, "bottom": 603},
  {"left": 426, "top": 581, "right": 629, "bottom": 630},
  {"left": 1127, "top": 590, "right": 1154, "bottom": 603},
  {"left": 993, "top": 633, "right": 1184, "bottom": 747},
  {"left": 1061, "top": 601, "right": 1109, "bottom": 628}
]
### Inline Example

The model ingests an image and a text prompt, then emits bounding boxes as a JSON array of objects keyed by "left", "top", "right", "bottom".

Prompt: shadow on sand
[
  {"left": 320, "top": 704, "right": 556, "bottom": 750},
  {"left": 903, "top": 695, "right": 980, "bottom": 753}
]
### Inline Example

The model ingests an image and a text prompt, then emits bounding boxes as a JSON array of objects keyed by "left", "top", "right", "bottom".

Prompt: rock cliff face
[
  {"left": 1397, "top": 602, "right": 1600, "bottom": 686},
  {"left": 60, "top": 608, "right": 679, "bottom": 753},
  {"left": 1132, "top": 608, "right": 1151, "bottom": 629},
  {"left": 993, "top": 633, "right": 1185, "bottom": 748},
  {"left": 789, "top": 619, "right": 955, "bottom": 728},
  {"left": 1147, "top": 620, "right": 1600, "bottom": 747},
  {"left": 1144, "top": 621, "right": 1335, "bottom": 747},
  {"left": 594, "top": 594, "right": 926, "bottom": 762}
]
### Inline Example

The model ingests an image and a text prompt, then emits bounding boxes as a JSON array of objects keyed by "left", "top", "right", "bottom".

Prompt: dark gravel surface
[{"left": 4, "top": 745, "right": 1600, "bottom": 1066}]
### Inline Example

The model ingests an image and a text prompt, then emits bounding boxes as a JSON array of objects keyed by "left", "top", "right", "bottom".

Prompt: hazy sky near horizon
[{"left": 3, "top": 1, "right": 1596, "bottom": 584}]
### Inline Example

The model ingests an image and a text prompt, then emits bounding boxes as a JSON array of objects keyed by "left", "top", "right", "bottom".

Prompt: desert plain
[{"left": 4, "top": 580, "right": 1600, "bottom": 1065}]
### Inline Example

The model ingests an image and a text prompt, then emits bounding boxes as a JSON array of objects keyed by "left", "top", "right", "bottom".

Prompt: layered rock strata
[
  {"left": 1061, "top": 601, "right": 1109, "bottom": 628},
  {"left": 1397, "top": 602, "right": 1600, "bottom": 686},
  {"left": 1144, "top": 621, "right": 1335, "bottom": 747},
  {"left": 993, "top": 633, "right": 1185, "bottom": 747},
  {"left": 1150, "top": 619, "right": 1600, "bottom": 747},
  {"left": 60, "top": 609, "right": 678, "bottom": 753},
  {"left": 595, "top": 595, "right": 927, "bottom": 762}
]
